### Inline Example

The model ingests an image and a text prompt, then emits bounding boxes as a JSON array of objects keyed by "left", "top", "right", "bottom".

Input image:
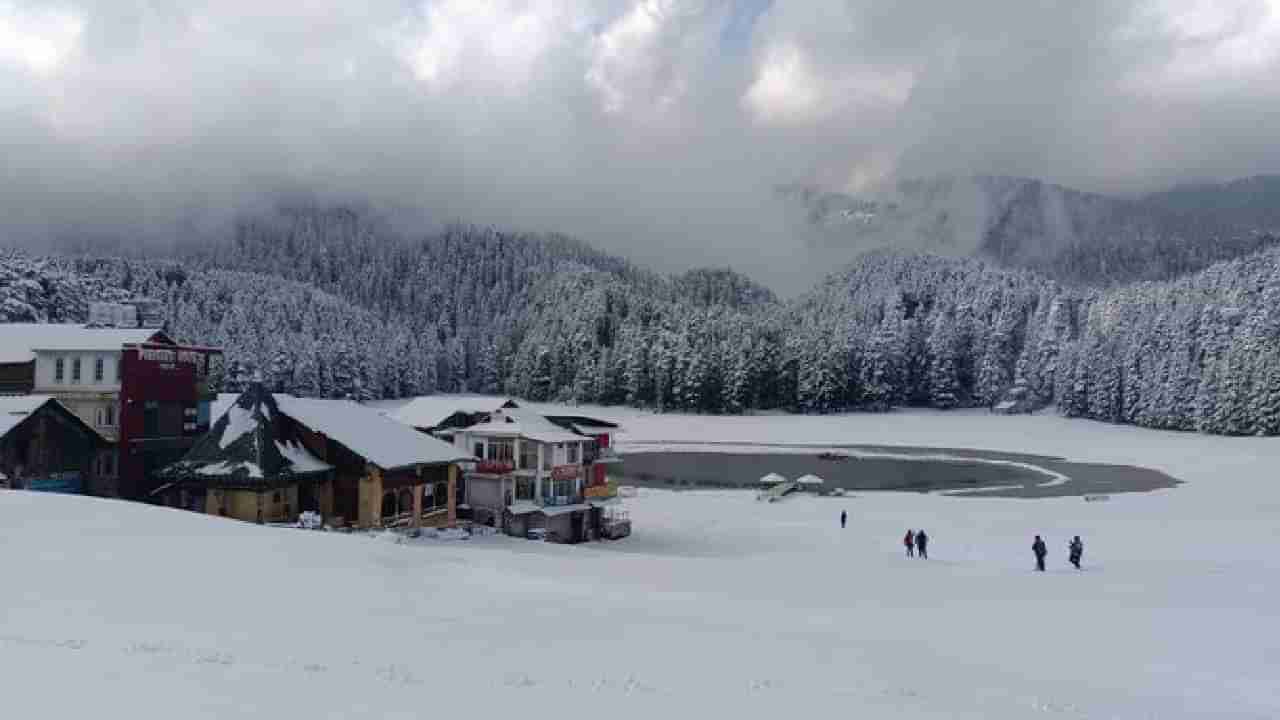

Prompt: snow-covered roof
[
  {"left": 758, "top": 472, "right": 788, "bottom": 484},
  {"left": 0, "top": 395, "right": 53, "bottom": 438},
  {"left": 570, "top": 422, "right": 618, "bottom": 435},
  {"left": 796, "top": 474, "right": 825, "bottom": 485},
  {"left": 385, "top": 395, "right": 517, "bottom": 429},
  {"left": 538, "top": 503, "right": 592, "bottom": 516},
  {"left": 162, "top": 384, "right": 332, "bottom": 490},
  {"left": 275, "top": 440, "right": 332, "bottom": 474},
  {"left": 542, "top": 415, "right": 621, "bottom": 434},
  {"left": 194, "top": 461, "right": 265, "bottom": 479},
  {"left": 0, "top": 324, "right": 162, "bottom": 363},
  {"left": 464, "top": 407, "right": 586, "bottom": 444},
  {"left": 275, "top": 396, "right": 471, "bottom": 470},
  {"left": 210, "top": 393, "right": 240, "bottom": 427}
]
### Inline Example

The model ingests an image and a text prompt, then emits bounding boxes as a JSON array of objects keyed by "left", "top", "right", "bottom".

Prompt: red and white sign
[
  {"left": 551, "top": 464, "right": 580, "bottom": 481},
  {"left": 475, "top": 460, "right": 514, "bottom": 474}
]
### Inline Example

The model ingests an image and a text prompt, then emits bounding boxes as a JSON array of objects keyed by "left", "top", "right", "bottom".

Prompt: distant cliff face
[{"left": 776, "top": 175, "right": 1280, "bottom": 286}]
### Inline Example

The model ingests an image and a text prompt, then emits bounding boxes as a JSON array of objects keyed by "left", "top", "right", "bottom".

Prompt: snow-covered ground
[{"left": 4, "top": 408, "right": 1279, "bottom": 718}]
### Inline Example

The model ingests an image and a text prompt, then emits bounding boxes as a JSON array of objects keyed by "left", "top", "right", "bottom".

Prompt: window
[
  {"left": 515, "top": 477, "right": 535, "bottom": 501},
  {"left": 97, "top": 453, "right": 113, "bottom": 477},
  {"left": 542, "top": 444, "right": 552, "bottom": 471},
  {"left": 486, "top": 438, "right": 514, "bottom": 463},
  {"left": 553, "top": 478, "right": 574, "bottom": 499},
  {"left": 272, "top": 491, "right": 282, "bottom": 503},
  {"left": 473, "top": 442, "right": 483, "bottom": 459},
  {"left": 567, "top": 443, "right": 579, "bottom": 464},
  {"left": 106, "top": 403, "right": 116, "bottom": 427},
  {"left": 519, "top": 442, "right": 538, "bottom": 470},
  {"left": 114, "top": 355, "right": 121, "bottom": 382},
  {"left": 54, "top": 357, "right": 65, "bottom": 383},
  {"left": 143, "top": 401, "right": 158, "bottom": 436},
  {"left": 71, "top": 357, "right": 81, "bottom": 384},
  {"left": 94, "top": 356, "right": 104, "bottom": 382}
]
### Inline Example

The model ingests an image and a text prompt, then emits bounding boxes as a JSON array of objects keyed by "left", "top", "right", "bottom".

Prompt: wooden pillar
[
  {"left": 411, "top": 481, "right": 423, "bottom": 528},
  {"left": 447, "top": 464, "right": 458, "bottom": 528},
  {"left": 358, "top": 466, "right": 383, "bottom": 529}
]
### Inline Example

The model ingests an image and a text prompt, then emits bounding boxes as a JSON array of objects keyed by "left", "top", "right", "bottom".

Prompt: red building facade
[{"left": 117, "top": 342, "right": 222, "bottom": 501}]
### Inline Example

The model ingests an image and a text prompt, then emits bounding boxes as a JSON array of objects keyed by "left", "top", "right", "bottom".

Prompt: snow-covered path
[{"left": 4, "top": 410, "right": 1280, "bottom": 718}]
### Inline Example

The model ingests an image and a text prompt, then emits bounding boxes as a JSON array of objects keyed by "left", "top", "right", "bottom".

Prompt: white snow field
[{"left": 4, "top": 408, "right": 1280, "bottom": 719}]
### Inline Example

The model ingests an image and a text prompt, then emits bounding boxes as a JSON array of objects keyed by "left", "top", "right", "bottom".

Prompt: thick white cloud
[
  {"left": 2, "top": 0, "right": 1280, "bottom": 292},
  {"left": 0, "top": 2, "right": 83, "bottom": 74}
]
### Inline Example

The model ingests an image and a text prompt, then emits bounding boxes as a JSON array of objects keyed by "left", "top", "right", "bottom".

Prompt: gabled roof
[
  {"left": 275, "top": 396, "right": 471, "bottom": 470},
  {"left": 0, "top": 324, "right": 167, "bottom": 363},
  {"left": 543, "top": 415, "right": 621, "bottom": 434},
  {"left": 0, "top": 395, "right": 51, "bottom": 438},
  {"left": 0, "top": 394, "right": 108, "bottom": 444},
  {"left": 160, "top": 383, "right": 332, "bottom": 490},
  {"left": 463, "top": 407, "right": 586, "bottom": 444},
  {"left": 385, "top": 395, "right": 519, "bottom": 429}
]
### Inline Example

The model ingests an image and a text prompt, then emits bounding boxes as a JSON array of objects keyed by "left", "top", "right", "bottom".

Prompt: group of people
[
  {"left": 1033, "top": 534, "right": 1085, "bottom": 571},
  {"left": 839, "top": 513, "right": 1085, "bottom": 571},
  {"left": 902, "top": 529, "right": 929, "bottom": 559}
]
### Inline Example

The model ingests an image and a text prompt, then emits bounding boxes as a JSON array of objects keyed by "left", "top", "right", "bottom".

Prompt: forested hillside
[{"left": 7, "top": 204, "right": 1280, "bottom": 435}]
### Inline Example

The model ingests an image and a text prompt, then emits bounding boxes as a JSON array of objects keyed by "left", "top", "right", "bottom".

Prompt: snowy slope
[{"left": 3, "top": 411, "right": 1279, "bottom": 718}]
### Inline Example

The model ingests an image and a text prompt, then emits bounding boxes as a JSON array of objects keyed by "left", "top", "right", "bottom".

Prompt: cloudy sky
[{"left": 3, "top": 0, "right": 1280, "bottom": 290}]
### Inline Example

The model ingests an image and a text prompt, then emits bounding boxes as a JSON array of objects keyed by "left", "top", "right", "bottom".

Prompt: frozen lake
[{"left": 618, "top": 444, "right": 1181, "bottom": 498}]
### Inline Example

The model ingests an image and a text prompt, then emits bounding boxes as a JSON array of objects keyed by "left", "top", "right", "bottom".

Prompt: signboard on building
[
  {"left": 88, "top": 299, "right": 162, "bottom": 329},
  {"left": 475, "top": 460, "right": 514, "bottom": 474},
  {"left": 88, "top": 302, "right": 139, "bottom": 328},
  {"left": 551, "top": 464, "right": 580, "bottom": 481},
  {"left": 25, "top": 471, "right": 83, "bottom": 494}
]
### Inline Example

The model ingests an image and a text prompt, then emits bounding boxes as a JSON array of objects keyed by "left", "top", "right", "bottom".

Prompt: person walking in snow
[
  {"left": 904, "top": 529, "right": 915, "bottom": 557},
  {"left": 841, "top": 510, "right": 847, "bottom": 529},
  {"left": 1032, "top": 535, "right": 1048, "bottom": 572},
  {"left": 915, "top": 529, "right": 929, "bottom": 559},
  {"left": 1068, "top": 536, "right": 1083, "bottom": 570}
]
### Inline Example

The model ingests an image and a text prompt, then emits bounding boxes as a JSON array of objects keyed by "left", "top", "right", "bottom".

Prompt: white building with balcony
[{"left": 448, "top": 407, "right": 626, "bottom": 542}]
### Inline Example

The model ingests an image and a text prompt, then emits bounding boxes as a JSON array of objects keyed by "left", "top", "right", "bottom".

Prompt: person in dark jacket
[
  {"left": 903, "top": 530, "right": 915, "bottom": 557},
  {"left": 915, "top": 529, "right": 929, "bottom": 559},
  {"left": 1068, "top": 536, "right": 1083, "bottom": 569},
  {"left": 840, "top": 510, "right": 847, "bottom": 529},
  {"left": 1032, "top": 535, "right": 1048, "bottom": 571}
]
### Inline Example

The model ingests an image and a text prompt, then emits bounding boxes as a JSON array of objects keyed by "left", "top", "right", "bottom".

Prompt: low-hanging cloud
[{"left": 2, "top": 0, "right": 1280, "bottom": 294}]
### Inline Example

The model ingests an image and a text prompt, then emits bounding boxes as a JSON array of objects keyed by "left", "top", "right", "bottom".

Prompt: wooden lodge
[
  {"left": 160, "top": 383, "right": 471, "bottom": 528},
  {"left": 0, "top": 396, "right": 107, "bottom": 493}
]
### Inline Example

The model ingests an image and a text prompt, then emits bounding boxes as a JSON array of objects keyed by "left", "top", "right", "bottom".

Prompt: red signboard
[
  {"left": 475, "top": 460, "right": 514, "bottom": 474},
  {"left": 551, "top": 464, "right": 580, "bottom": 481}
]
